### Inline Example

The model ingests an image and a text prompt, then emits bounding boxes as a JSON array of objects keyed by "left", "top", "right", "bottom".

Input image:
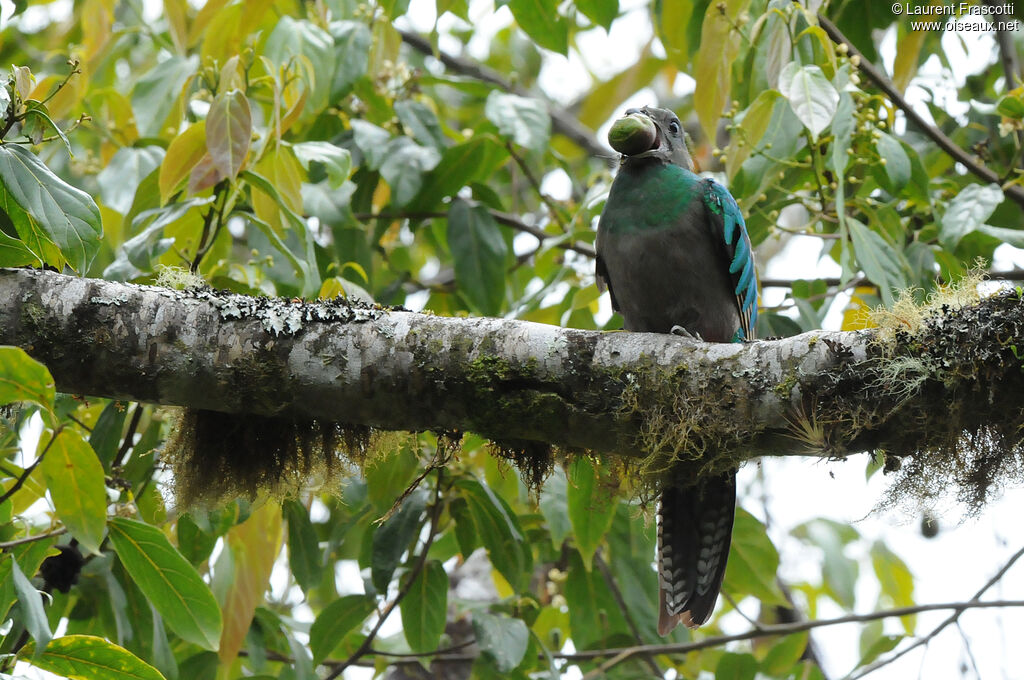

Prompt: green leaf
[
  {"left": 108, "top": 517, "right": 223, "bottom": 650},
  {"left": 351, "top": 119, "right": 392, "bottom": 170},
  {"left": 724, "top": 508, "right": 786, "bottom": 606},
  {"left": 0, "top": 539, "right": 55, "bottom": 625},
  {"left": 938, "top": 182, "right": 1004, "bottom": 249},
  {"left": 132, "top": 55, "right": 198, "bottom": 137},
  {"left": 22, "top": 102, "right": 70, "bottom": 154},
  {"left": 97, "top": 147, "right": 165, "bottom": 214},
  {"left": 379, "top": 137, "right": 441, "bottom": 207},
  {"left": 449, "top": 496, "right": 479, "bottom": 557},
  {"left": 472, "top": 612, "right": 529, "bottom": 672},
  {"left": 329, "top": 21, "right": 371, "bottom": 99},
  {"left": 150, "top": 608, "right": 178, "bottom": 680},
  {"left": 760, "top": 632, "right": 808, "bottom": 675},
  {"left": 830, "top": 92, "right": 855, "bottom": 176},
  {"left": 20, "top": 635, "right": 166, "bottom": 680},
  {"left": 875, "top": 132, "right": 910, "bottom": 194},
  {"left": 654, "top": 0, "right": 699, "bottom": 70},
  {"left": 0, "top": 143, "right": 102, "bottom": 273},
  {"left": 447, "top": 199, "right": 509, "bottom": 315},
  {"left": 0, "top": 228, "right": 37, "bottom": 266},
  {"left": 263, "top": 17, "right": 336, "bottom": 114},
  {"left": 10, "top": 554, "right": 52, "bottom": 655},
  {"left": 176, "top": 514, "right": 218, "bottom": 566},
  {"left": 408, "top": 136, "right": 507, "bottom": 211},
  {"left": 205, "top": 90, "right": 251, "bottom": 182},
  {"left": 394, "top": 99, "right": 447, "bottom": 150},
  {"left": 778, "top": 62, "right": 839, "bottom": 140},
  {"left": 371, "top": 489, "right": 427, "bottom": 592},
  {"left": 715, "top": 652, "right": 757, "bottom": 680},
  {"left": 41, "top": 429, "right": 107, "bottom": 555},
  {"left": 538, "top": 468, "right": 572, "bottom": 547},
  {"left": 283, "top": 499, "right": 321, "bottom": 592},
  {"left": 292, "top": 141, "right": 352, "bottom": 189},
  {"left": 0, "top": 345, "right": 55, "bottom": 409},
  {"left": 576, "top": 0, "right": 618, "bottom": 29},
  {"left": 309, "top": 594, "right": 375, "bottom": 665},
  {"left": 856, "top": 634, "right": 902, "bottom": 667},
  {"left": 848, "top": 218, "right": 907, "bottom": 306},
  {"left": 456, "top": 478, "right": 530, "bottom": 591},
  {"left": 400, "top": 560, "right": 448, "bottom": 653},
  {"left": 484, "top": 91, "right": 551, "bottom": 151},
  {"left": 88, "top": 401, "right": 128, "bottom": 470},
  {"left": 567, "top": 459, "right": 616, "bottom": 568},
  {"left": 871, "top": 541, "right": 915, "bottom": 633},
  {"left": 507, "top": 0, "right": 568, "bottom": 54},
  {"left": 564, "top": 549, "right": 631, "bottom": 649},
  {"left": 793, "top": 519, "right": 860, "bottom": 609}
]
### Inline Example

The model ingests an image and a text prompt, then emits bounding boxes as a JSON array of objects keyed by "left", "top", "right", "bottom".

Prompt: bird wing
[{"left": 701, "top": 179, "right": 759, "bottom": 341}]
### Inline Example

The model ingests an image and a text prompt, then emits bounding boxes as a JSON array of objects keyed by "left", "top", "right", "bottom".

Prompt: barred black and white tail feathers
[{"left": 656, "top": 473, "right": 737, "bottom": 634}]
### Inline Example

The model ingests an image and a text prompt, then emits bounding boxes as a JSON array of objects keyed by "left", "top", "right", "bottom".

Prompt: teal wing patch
[{"left": 702, "top": 179, "right": 758, "bottom": 341}]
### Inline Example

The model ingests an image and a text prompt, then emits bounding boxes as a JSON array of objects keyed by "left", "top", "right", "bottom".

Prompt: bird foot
[{"left": 670, "top": 325, "right": 704, "bottom": 342}]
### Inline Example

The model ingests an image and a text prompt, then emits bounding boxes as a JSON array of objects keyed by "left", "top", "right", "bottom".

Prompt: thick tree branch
[
  {"left": 818, "top": 13, "right": 1024, "bottom": 210},
  {"left": 3, "top": 268, "right": 1024, "bottom": 476}
]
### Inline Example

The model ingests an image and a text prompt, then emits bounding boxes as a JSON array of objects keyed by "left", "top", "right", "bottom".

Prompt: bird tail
[{"left": 657, "top": 472, "right": 736, "bottom": 634}]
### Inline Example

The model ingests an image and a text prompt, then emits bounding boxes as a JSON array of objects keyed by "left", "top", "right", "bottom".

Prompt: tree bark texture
[{"left": 3, "top": 268, "right": 1024, "bottom": 479}]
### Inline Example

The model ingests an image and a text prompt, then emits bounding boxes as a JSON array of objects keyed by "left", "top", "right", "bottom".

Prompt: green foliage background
[{"left": 1, "top": 0, "right": 1023, "bottom": 678}]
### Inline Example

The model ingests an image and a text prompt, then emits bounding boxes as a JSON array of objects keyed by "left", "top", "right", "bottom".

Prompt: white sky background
[{"left": 2, "top": 0, "right": 1024, "bottom": 679}]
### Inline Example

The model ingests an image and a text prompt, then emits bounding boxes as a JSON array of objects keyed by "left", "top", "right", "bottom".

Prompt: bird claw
[{"left": 670, "top": 325, "right": 704, "bottom": 342}]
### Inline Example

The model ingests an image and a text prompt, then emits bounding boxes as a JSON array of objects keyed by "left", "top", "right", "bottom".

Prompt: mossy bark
[{"left": 3, "top": 268, "right": 1024, "bottom": 490}]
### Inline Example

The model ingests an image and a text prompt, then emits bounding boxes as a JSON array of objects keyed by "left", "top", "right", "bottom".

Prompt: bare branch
[
  {"left": 397, "top": 29, "right": 610, "bottom": 159},
  {"left": 847, "top": 544, "right": 1024, "bottom": 679}
]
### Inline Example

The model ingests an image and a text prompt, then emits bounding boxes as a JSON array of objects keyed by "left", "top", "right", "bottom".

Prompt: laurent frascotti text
[{"left": 897, "top": 2, "right": 1013, "bottom": 14}]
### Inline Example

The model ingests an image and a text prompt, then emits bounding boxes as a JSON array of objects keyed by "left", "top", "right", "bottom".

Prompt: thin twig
[
  {"left": 191, "top": 181, "right": 230, "bottom": 272},
  {"left": 505, "top": 142, "right": 569, "bottom": 232},
  {"left": 984, "top": 0, "right": 1021, "bottom": 89},
  {"left": 559, "top": 599, "right": 1024, "bottom": 664},
  {"left": 397, "top": 30, "right": 609, "bottom": 159},
  {"left": 817, "top": 13, "right": 1024, "bottom": 209},
  {"left": 326, "top": 469, "right": 447, "bottom": 678},
  {"left": 353, "top": 209, "right": 596, "bottom": 258},
  {"left": 0, "top": 528, "right": 67, "bottom": 550},
  {"left": 846, "top": 545, "right": 1024, "bottom": 679},
  {"left": 112, "top": 404, "right": 144, "bottom": 469},
  {"left": 0, "top": 425, "right": 64, "bottom": 505}
]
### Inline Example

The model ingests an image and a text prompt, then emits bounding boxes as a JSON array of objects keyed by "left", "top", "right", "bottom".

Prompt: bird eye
[{"left": 668, "top": 120, "right": 681, "bottom": 135}]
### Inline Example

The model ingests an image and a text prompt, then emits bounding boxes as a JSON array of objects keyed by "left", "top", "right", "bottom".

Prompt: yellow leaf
[
  {"left": 694, "top": 0, "right": 750, "bottom": 143},
  {"left": 200, "top": 3, "right": 243, "bottom": 63},
  {"left": 251, "top": 146, "right": 306, "bottom": 233},
  {"left": 160, "top": 121, "right": 208, "bottom": 203},
  {"left": 727, "top": 90, "right": 780, "bottom": 179},
  {"left": 40, "top": 429, "right": 107, "bottom": 555},
  {"left": 218, "top": 501, "right": 283, "bottom": 666},
  {"left": 893, "top": 27, "right": 927, "bottom": 94},
  {"left": 81, "top": 0, "right": 114, "bottom": 63},
  {"left": 164, "top": 0, "right": 188, "bottom": 54},
  {"left": 188, "top": 0, "right": 231, "bottom": 47},
  {"left": 842, "top": 286, "right": 878, "bottom": 331}
]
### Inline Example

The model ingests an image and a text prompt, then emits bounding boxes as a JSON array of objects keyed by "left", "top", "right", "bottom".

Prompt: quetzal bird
[{"left": 595, "top": 106, "right": 759, "bottom": 634}]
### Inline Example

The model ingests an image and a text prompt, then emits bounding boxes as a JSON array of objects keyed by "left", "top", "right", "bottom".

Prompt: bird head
[{"left": 607, "top": 106, "right": 694, "bottom": 171}]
